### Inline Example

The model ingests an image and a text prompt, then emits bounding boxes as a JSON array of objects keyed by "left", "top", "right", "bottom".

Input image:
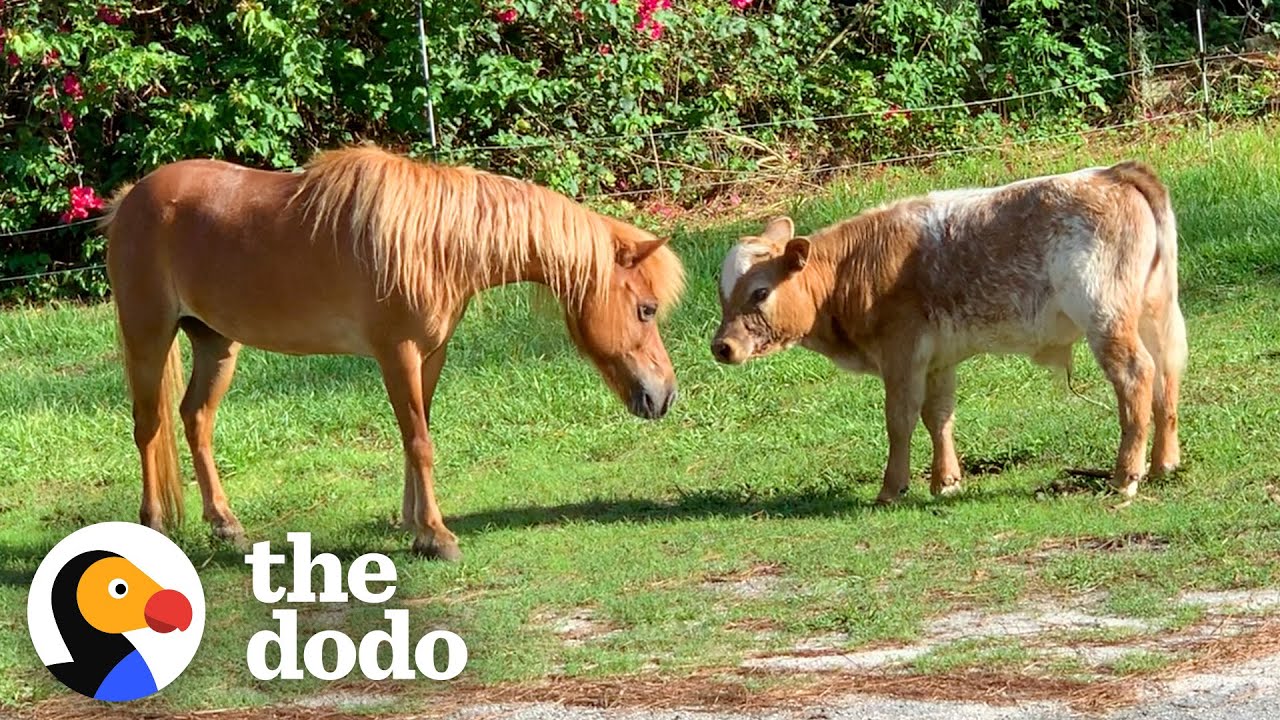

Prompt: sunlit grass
[{"left": 1, "top": 124, "right": 1278, "bottom": 710}]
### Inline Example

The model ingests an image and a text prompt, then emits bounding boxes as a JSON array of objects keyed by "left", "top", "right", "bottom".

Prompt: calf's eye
[{"left": 750, "top": 287, "right": 770, "bottom": 304}]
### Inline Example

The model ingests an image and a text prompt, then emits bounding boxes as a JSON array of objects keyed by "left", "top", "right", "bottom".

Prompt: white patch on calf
[{"left": 720, "top": 242, "right": 768, "bottom": 300}]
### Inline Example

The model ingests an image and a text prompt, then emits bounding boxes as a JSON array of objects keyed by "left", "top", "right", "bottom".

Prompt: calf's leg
[
  {"left": 1140, "top": 302, "right": 1186, "bottom": 476},
  {"left": 1089, "top": 321, "right": 1156, "bottom": 498},
  {"left": 922, "top": 366, "right": 962, "bottom": 497},
  {"left": 877, "top": 362, "right": 926, "bottom": 504}
]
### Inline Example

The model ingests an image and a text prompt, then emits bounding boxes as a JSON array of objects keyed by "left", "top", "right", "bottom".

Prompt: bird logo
[{"left": 28, "top": 522, "right": 205, "bottom": 702}]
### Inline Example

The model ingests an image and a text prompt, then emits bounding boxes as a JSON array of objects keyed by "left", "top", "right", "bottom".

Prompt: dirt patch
[
  {"left": 1036, "top": 473, "right": 1110, "bottom": 498},
  {"left": 1020, "top": 534, "right": 1171, "bottom": 563},
  {"left": 23, "top": 611, "right": 1280, "bottom": 720},
  {"left": 23, "top": 632, "right": 1280, "bottom": 720},
  {"left": 724, "top": 617, "right": 783, "bottom": 633},
  {"left": 701, "top": 564, "right": 784, "bottom": 599},
  {"left": 928, "top": 607, "right": 1152, "bottom": 642},
  {"left": 743, "top": 646, "right": 933, "bottom": 672},
  {"left": 962, "top": 449, "right": 1035, "bottom": 476},
  {"left": 1178, "top": 589, "right": 1280, "bottom": 613},
  {"left": 293, "top": 690, "right": 396, "bottom": 709},
  {"left": 533, "top": 607, "right": 620, "bottom": 646}
]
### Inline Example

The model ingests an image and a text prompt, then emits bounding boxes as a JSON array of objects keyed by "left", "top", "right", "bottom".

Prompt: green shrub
[{"left": 0, "top": 0, "right": 1272, "bottom": 300}]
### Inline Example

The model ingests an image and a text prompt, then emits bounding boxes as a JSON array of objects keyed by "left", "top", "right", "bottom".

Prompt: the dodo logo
[{"left": 27, "top": 522, "right": 205, "bottom": 702}]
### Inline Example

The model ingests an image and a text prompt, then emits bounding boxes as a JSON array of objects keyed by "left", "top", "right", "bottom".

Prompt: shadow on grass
[{"left": 439, "top": 479, "right": 1036, "bottom": 538}]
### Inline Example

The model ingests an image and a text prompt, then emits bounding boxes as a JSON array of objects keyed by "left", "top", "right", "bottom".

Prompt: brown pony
[{"left": 102, "top": 146, "right": 684, "bottom": 560}]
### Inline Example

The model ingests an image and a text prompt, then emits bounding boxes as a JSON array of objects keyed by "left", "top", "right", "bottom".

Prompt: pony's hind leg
[
  {"left": 377, "top": 340, "right": 460, "bottom": 561},
  {"left": 178, "top": 318, "right": 245, "bottom": 542},
  {"left": 1140, "top": 301, "right": 1186, "bottom": 476},
  {"left": 1088, "top": 318, "right": 1156, "bottom": 498},
  {"left": 117, "top": 312, "right": 183, "bottom": 531}
]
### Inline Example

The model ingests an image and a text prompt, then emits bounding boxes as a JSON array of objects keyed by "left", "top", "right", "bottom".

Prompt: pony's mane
[{"left": 292, "top": 146, "right": 682, "bottom": 311}]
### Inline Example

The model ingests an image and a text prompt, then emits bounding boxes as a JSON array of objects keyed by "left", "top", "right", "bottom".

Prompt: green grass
[
  {"left": 2, "top": 124, "right": 1280, "bottom": 711},
  {"left": 911, "top": 639, "right": 1033, "bottom": 674},
  {"left": 1109, "top": 650, "right": 1179, "bottom": 676}
]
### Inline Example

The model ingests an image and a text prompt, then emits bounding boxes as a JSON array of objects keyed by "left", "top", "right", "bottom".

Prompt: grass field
[{"left": 2, "top": 123, "right": 1279, "bottom": 713}]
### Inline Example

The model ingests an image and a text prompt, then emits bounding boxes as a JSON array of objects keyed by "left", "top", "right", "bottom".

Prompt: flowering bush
[{"left": 0, "top": 0, "right": 1272, "bottom": 300}]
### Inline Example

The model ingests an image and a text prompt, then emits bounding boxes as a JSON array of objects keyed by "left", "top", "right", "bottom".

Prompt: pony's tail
[
  {"left": 116, "top": 322, "right": 186, "bottom": 530},
  {"left": 156, "top": 339, "right": 186, "bottom": 528},
  {"left": 97, "top": 182, "right": 136, "bottom": 232}
]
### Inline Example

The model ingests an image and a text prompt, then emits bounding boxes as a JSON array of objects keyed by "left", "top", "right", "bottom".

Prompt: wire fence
[{"left": 1, "top": 48, "right": 1273, "bottom": 286}]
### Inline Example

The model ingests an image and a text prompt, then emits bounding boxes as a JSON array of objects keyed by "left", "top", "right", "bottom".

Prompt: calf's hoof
[
  {"left": 413, "top": 535, "right": 462, "bottom": 562},
  {"left": 1150, "top": 462, "right": 1180, "bottom": 478},
  {"left": 930, "top": 477, "right": 963, "bottom": 498}
]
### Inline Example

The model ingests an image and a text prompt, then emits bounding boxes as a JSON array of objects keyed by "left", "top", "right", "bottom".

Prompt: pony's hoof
[
  {"left": 1110, "top": 474, "right": 1141, "bottom": 499},
  {"left": 930, "top": 478, "right": 963, "bottom": 497},
  {"left": 875, "top": 487, "right": 907, "bottom": 505},
  {"left": 212, "top": 523, "right": 249, "bottom": 551},
  {"left": 413, "top": 536, "right": 462, "bottom": 562},
  {"left": 1150, "top": 462, "right": 1180, "bottom": 478}
]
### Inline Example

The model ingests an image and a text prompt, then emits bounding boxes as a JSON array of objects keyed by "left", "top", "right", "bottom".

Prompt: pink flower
[
  {"left": 494, "top": 6, "right": 517, "bottom": 23},
  {"left": 729, "top": 0, "right": 752, "bottom": 8},
  {"left": 5, "top": 51, "right": 18, "bottom": 67},
  {"left": 635, "top": 0, "right": 670, "bottom": 40},
  {"left": 572, "top": 7, "right": 584, "bottom": 21},
  {"left": 41, "top": 49, "right": 59, "bottom": 67},
  {"left": 97, "top": 6, "right": 124, "bottom": 25},
  {"left": 598, "top": 43, "right": 612, "bottom": 56},
  {"left": 60, "top": 109, "right": 74, "bottom": 132},
  {"left": 62, "top": 73, "right": 84, "bottom": 99},
  {"left": 61, "top": 185, "right": 105, "bottom": 222}
]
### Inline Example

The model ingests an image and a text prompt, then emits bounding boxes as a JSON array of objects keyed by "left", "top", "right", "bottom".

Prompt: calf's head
[{"left": 712, "top": 216, "right": 817, "bottom": 364}]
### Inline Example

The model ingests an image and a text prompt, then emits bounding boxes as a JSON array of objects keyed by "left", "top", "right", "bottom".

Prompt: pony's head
[{"left": 564, "top": 223, "right": 685, "bottom": 419}]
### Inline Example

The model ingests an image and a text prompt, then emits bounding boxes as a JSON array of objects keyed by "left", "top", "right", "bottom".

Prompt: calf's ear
[
  {"left": 760, "top": 216, "right": 794, "bottom": 244},
  {"left": 783, "top": 237, "right": 810, "bottom": 272}
]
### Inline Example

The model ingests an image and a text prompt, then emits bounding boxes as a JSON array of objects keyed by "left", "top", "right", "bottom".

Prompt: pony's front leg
[
  {"left": 402, "top": 343, "right": 450, "bottom": 531},
  {"left": 376, "top": 341, "right": 460, "bottom": 561}
]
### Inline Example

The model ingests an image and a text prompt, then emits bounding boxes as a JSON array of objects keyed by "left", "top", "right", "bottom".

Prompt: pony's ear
[
  {"left": 760, "top": 216, "right": 795, "bottom": 245},
  {"left": 615, "top": 230, "right": 670, "bottom": 268},
  {"left": 783, "top": 237, "right": 811, "bottom": 272}
]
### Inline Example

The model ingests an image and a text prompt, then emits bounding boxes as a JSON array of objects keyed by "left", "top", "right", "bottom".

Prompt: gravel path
[{"left": 443, "top": 649, "right": 1280, "bottom": 720}]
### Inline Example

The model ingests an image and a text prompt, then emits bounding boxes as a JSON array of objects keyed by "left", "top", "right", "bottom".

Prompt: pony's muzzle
[{"left": 629, "top": 380, "right": 676, "bottom": 420}]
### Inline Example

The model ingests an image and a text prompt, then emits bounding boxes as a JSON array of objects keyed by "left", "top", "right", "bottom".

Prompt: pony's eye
[
  {"left": 108, "top": 579, "right": 128, "bottom": 599},
  {"left": 750, "top": 287, "right": 770, "bottom": 304},
  {"left": 638, "top": 303, "right": 658, "bottom": 322}
]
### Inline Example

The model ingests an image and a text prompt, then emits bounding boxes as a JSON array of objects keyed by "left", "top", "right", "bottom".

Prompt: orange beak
[{"left": 144, "top": 588, "right": 192, "bottom": 633}]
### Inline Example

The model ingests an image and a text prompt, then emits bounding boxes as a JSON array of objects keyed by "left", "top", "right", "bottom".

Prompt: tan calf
[{"left": 712, "top": 162, "right": 1186, "bottom": 502}]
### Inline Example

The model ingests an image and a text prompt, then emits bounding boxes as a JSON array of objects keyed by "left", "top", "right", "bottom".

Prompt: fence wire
[{"left": 0, "top": 48, "right": 1271, "bottom": 285}]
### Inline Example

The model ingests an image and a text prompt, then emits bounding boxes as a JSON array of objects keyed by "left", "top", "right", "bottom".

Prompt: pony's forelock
[{"left": 639, "top": 243, "right": 685, "bottom": 318}]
